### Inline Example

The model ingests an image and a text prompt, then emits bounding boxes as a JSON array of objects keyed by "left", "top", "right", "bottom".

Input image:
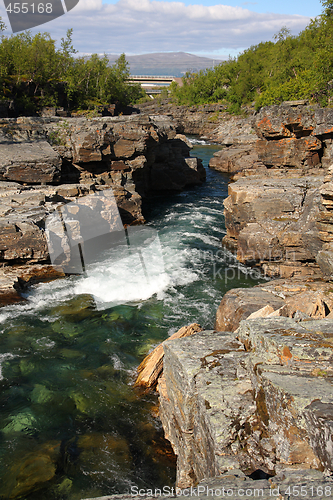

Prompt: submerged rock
[
  {"left": 1, "top": 441, "right": 60, "bottom": 499},
  {"left": 30, "top": 384, "right": 53, "bottom": 404},
  {"left": 2, "top": 409, "right": 38, "bottom": 435},
  {"left": 75, "top": 432, "right": 132, "bottom": 486},
  {"left": 51, "top": 294, "right": 96, "bottom": 319}
]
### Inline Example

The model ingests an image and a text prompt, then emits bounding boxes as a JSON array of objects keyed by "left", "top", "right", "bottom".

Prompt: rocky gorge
[
  {"left": 132, "top": 101, "right": 333, "bottom": 496},
  {"left": 3, "top": 101, "right": 333, "bottom": 499}
]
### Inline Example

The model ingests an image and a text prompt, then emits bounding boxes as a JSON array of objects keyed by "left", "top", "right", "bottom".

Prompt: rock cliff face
[
  {"left": 214, "top": 104, "right": 333, "bottom": 279},
  {"left": 223, "top": 176, "right": 324, "bottom": 277},
  {"left": 209, "top": 103, "right": 333, "bottom": 176},
  {"left": 159, "top": 317, "right": 333, "bottom": 488},
  {"left": 136, "top": 101, "right": 256, "bottom": 141},
  {"left": 0, "top": 114, "right": 205, "bottom": 302}
]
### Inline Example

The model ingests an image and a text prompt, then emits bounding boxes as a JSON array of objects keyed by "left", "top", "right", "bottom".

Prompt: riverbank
[{"left": 136, "top": 101, "right": 333, "bottom": 490}]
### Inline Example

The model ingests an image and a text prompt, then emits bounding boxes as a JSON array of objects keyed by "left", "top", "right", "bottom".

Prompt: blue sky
[
  {"left": 0, "top": 0, "right": 324, "bottom": 56},
  {"left": 101, "top": 0, "right": 322, "bottom": 17}
]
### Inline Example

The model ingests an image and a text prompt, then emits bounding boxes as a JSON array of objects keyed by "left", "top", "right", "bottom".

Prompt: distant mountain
[{"left": 107, "top": 52, "right": 224, "bottom": 77}]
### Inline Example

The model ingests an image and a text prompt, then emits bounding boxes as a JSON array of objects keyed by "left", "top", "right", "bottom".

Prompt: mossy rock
[
  {"left": 51, "top": 477, "right": 73, "bottom": 497},
  {"left": 19, "top": 358, "right": 37, "bottom": 377},
  {"left": 51, "top": 294, "right": 96, "bottom": 321},
  {"left": 107, "top": 311, "right": 122, "bottom": 322},
  {"left": 30, "top": 384, "right": 53, "bottom": 404},
  {"left": 2, "top": 409, "right": 38, "bottom": 435},
  {"left": 51, "top": 320, "right": 81, "bottom": 338},
  {"left": 59, "top": 348, "right": 85, "bottom": 359},
  {"left": 71, "top": 392, "right": 91, "bottom": 414}
]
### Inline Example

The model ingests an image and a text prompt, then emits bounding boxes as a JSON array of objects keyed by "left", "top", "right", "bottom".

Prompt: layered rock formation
[
  {"left": 215, "top": 278, "right": 333, "bottom": 332},
  {"left": 215, "top": 103, "right": 333, "bottom": 279},
  {"left": 223, "top": 176, "right": 324, "bottom": 277},
  {"left": 159, "top": 317, "right": 333, "bottom": 488},
  {"left": 209, "top": 103, "right": 333, "bottom": 176},
  {"left": 0, "top": 114, "right": 205, "bottom": 302}
]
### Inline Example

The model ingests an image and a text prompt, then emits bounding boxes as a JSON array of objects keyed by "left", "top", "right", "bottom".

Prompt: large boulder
[
  {"left": 215, "top": 287, "right": 285, "bottom": 331},
  {"left": 159, "top": 317, "right": 333, "bottom": 488},
  {"left": 209, "top": 145, "right": 259, "bottom": 174},
  {"left": 215, "top": 278, "right": 333, "bottom": 332}
]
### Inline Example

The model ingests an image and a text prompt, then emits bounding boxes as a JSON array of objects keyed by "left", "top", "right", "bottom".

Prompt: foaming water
[
  {"left": 187, "top": 137, "right": 212, "bottom": 145},
  {"left": 75, "top": 235, "right": 171, "bottom": 308},
  {"left": 0, "top": 141, "right": 265, "bottom": 500}
]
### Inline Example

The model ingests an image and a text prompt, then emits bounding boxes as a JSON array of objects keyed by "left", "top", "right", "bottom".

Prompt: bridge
[{"left": 128, "top": 75, "right": 183, "bottom": 96}]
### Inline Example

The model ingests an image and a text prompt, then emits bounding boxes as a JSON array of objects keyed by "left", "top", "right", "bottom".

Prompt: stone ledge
[{"left": 159, "top": 318, "right": 333, "bottom": 488}]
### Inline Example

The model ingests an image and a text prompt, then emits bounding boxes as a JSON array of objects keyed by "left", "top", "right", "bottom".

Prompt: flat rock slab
[{"left": 0, "top": 141, "right": 61, "bottom": 183}]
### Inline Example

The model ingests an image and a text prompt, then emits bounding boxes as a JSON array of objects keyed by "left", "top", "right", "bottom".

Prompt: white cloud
[
  {"left": 75, "top": 0, "right": 103, "bottom": 11},
  {"left": 0, "top": 0, "right": 311, "bottom": 55}
]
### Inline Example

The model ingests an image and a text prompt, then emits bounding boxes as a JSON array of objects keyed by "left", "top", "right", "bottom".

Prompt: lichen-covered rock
[
  {"left": 80, "top": 468, "right": 333, "bottom": 500},
  {"left": 215, "top": 278, "right": 333, "bottom": 332},
  {"left": 223, "top": 176, "right": 324, "bottom": 276},
  {"left": 159, "top": 318, "right": 333, "bottom": 488},
  {"left": 238, "top": 317, "right": 333, "bottom": 470},
  {"left": 159, "top": 331, "right": 251, "bottom": 487}
]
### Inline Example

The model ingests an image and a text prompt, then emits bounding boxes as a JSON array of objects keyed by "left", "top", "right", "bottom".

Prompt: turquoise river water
[{"left": 0, "top": 141, "right": 263, "bottom": 499}]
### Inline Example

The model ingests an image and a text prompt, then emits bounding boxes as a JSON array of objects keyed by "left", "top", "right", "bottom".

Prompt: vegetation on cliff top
[
  {"left": 170, "top": 0, "right": 333, "bottom": 112},
  {"left": 0, "top": 27, "right": 144, "bottom": 115}
]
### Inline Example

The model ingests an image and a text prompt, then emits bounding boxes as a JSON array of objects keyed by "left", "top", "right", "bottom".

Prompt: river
[{"left": 0, "top": 140, "right": 263, "bottom": 499}]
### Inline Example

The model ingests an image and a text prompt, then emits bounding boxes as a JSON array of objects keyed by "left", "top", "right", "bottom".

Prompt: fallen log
[{"left": 134, "top": 323, "right": 202, "bottom": 389}]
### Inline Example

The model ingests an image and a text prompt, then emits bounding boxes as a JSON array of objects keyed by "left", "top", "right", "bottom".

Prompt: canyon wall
[
  {"left": 208, "top": 104, "right": 333, "bottom": 280},
  {"left": 0, "top": 114, "right": 205, "bottom": 303}
]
